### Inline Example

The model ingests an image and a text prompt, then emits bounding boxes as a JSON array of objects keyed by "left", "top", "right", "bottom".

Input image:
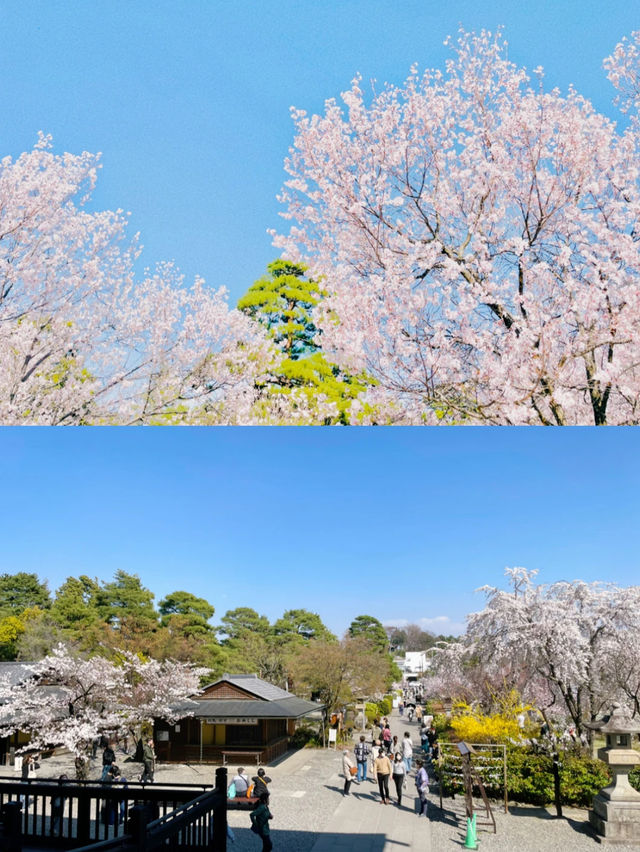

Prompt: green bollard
[{"left": 463, "top": 813, "right": 478, "bottom": 849}]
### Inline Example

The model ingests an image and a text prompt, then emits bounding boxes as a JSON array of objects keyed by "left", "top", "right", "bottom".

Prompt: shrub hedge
[{"left": 438, "top": 746, "right": 612, "bottom": 807}]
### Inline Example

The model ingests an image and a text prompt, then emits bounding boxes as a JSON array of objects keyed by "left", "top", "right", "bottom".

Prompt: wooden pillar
[
  {"left": 0, "top": 801, "right": 22, "bottom": 852},
  {"left": 211, "top": 767, "right": 227, "bottom": 852}
]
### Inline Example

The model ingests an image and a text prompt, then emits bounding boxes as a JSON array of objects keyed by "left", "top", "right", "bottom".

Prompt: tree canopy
[
  {"left": 275, "top": 29, "right": 640, "bottom": 425},
  {"left": 238, "top": 260, "right": 370, "bottom": 424},
  {"left": 348, "top": 615, "right": 389, "bottom": 652},
  {"left": 0, "top": 572, "right": 51, "bottom": 617}
]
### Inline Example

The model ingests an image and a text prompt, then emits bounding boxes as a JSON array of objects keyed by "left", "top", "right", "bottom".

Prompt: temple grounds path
[{"left": 7, "top": 708, "right": 640, "bottom": 850}]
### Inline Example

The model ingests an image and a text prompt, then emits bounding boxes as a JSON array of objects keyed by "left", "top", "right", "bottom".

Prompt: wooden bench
[
  {"left": 221, "top": 750, "right": 262, "bottom": 767},
  {"left": 228, "top": 796, "right": 259, "bottom": 811}
]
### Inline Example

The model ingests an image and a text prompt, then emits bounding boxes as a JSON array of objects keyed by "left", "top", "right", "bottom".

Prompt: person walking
[
  {"left": 402, "top": 731, "right": 414, "bottom": 774},
  {"left": 140, "top": 738, "right": 155, "bottom": 783},
  {"left": 20, "top": 753, "right": 39, "bottom": 808},
  {"left": 354, "top": 736, "right": 370, "bottom": 783},
  {"left": 50, "top": 774, "right": 68, "bottom": 836},
  {"left": 415, "top": 705, "right": 423, "bottom": 724},
  {"left": 250, "top": 791, "right": 273, "bottom": 852},
  {"left": 342, "top": 749, "right": 356, "bottom": 796},
  {"left": 426, "top": 725, "right": 438, "bottom": 759},
  {"left": 370, "top": 740, "right": 380, "bottom": 782},
  {"left": 382, "top": 724, "right": 392, "bottom": 754},
  {"left": 101, "top": 741, "right": 116, "bottom": 781},
  {"left": 374, "top": 749, "right": 392, "bottom": 804},
  {"left": 252, "top": 767, "right": 272, "bottom": 798},
  {"left": 390, "top": 735, "right": 400, "bottom": 757},
  {"left": 392, "top": 752, "right": 405, "bottom": 806},
  {"left": 415, "top": 759, "right": 429, "bottom": 817},
  {"left": 107, "top": 765, "right": 128, "bottom": 825},
  {"left": 420, "top": 724, "right": 430, "bottom": 756}
]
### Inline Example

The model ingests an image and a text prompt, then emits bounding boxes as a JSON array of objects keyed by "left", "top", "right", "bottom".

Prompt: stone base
[{"left": 588, "top": 793, "right": 640, "bottom": 844}]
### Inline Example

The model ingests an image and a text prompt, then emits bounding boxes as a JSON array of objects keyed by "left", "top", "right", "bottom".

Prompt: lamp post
[{"left": 586, "top": 702, "right": 640, "bottom": 844}]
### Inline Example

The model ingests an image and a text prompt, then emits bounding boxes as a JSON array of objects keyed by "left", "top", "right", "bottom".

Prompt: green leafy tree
[
  {"left": 0, "top": 572, "right": 51, "bottom": 617},
  {"left": 16, "top": 607, "right": 63, "bottom": 660},
  {"left": 348, "top": 615, "right": 389, "bottom": 653},
  {"left": 96, "top": 570, "right": 157, "bottom": 628},
  {"left": 50, "top": 576, "right": 101, "bottom": 638},
  {"left": 158, "top": 591, "right": 214, "bottom": 622},
  {"left": 217, "top": 607, "right": 271, "bottom": 641},
  {"left": 238, "top": 260, "right": 370, "bottom": 424},
  {"left": 158, "top": 591, "right": 214, "bottom": 638},
  {"left": 289, "top": 636, "right": 394, "bottom": 712},
  {"left": 272, "top": 609, "right": 336, "bottom": 643}
]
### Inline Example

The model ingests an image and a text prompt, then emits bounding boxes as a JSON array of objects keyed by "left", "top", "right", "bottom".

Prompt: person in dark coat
[
  {"left": 101, "top": 742, "right": 116, "bottom": 781},
  {"left": 50, "top": 773, "right": 68, "bottom": 835},
  {"left": 140, "top": 738, "right": 155, "bottom": 783},
  {"left": 250, "top": 791, "right": 273, "bottom": 852},
  {"left": 251, "top": 767, "right": 272, "bottom": 798}
]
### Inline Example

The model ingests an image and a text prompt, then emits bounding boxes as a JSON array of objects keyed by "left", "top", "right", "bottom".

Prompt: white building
[{"left": 397, "top": 651, "right": 430, "bottom": 678}]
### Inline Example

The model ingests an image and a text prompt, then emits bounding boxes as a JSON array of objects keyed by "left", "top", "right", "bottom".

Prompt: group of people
[
  {"left": 341, "top": 713, "right": 434, "bottom": 815},
  {"left": 228, "top": 766, "right": 274, "bottom": 851}
]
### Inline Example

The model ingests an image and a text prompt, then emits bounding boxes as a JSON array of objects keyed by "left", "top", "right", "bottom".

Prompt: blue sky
[
  {"left": 1, "top": 429, "right": 637, "bottom": 636},
  {"left": 1, "top": 5, "right": 639, "bottom": 639},
  {"left": 1, "top": 1, "right": 638, "bottom": 303}
]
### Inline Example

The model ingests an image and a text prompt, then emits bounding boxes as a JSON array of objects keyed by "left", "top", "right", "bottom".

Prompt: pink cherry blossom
[{"left": 275, "top": 28, "right": 640, "bottom": 424}]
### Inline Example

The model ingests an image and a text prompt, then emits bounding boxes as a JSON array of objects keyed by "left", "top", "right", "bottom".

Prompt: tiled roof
[
  {"left": 0, "top": 662, "right": 35, "bottom": 689},
  {"left": 202, "top": 674, "right": 294, "bottom": 702},
  {"left": 187, "top": 696, "right": 322, "bottom": 719}
]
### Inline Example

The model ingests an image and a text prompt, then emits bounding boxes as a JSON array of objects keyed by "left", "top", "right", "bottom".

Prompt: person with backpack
[
  {"left": 354, "top": 735, "right": 370, "bottom": 782},
  {"left": 250, "top": 791, "right": 273, "bottom": 851},
  {"left": 252, "top": 767, "right": 271, "bottom": 798}
]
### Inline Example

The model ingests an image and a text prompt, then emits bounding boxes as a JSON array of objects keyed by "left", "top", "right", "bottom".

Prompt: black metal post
[{"left": 552, "top": 751, "right": 563, "bottom": 818}]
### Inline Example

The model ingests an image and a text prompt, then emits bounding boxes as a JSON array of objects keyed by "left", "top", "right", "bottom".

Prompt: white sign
[
  {"left": 157, "top": 731, "right": 170, "bottom": 741},
  {"left": 328, "top": 728, "right": 337, "bottom": 743},
  {"left": 207, "top": 718, "right": 258, "bottom": 725}
]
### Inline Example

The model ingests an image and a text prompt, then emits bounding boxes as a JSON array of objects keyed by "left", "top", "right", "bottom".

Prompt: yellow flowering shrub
[{"left": 450, "top": 691, "right": 537, "bottom": 744}]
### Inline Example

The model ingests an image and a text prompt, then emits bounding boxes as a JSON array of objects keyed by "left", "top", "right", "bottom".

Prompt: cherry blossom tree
[
  {"left": 0, "top": 644, "right": 206, "bottom": 778},
  {"left": 275, "top": 29, "right": 640, "bottom": 424},
  {"left": 0, "top": 135, "right": 272, "bottom": 425},
  {"left": 436, "top": 568, "right": 640, "bottom": 736}
]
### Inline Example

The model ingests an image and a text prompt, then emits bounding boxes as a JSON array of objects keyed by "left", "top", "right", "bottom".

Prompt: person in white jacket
[{"left": 402, "top": 731, "right": 414, "bottom": 774}]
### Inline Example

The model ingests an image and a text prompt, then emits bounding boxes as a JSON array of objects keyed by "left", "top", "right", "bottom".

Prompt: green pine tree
[{"left": 238, "top": 260, "right": 371, "bottom": 424}]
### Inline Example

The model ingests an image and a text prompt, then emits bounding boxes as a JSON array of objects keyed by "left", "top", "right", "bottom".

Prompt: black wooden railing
[{"left": 0, "top": 769, "right": 228, "bottom": 851}]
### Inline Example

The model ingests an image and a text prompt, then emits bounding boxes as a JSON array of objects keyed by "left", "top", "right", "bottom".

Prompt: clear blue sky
[
  {"left": 0, "top": 429, "right": 637, "bottom": 637},
  {"left": 0, "top": 1, "right": 637, "bottom": 303}
]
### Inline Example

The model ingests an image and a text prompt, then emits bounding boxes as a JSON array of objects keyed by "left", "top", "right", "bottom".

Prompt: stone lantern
[{"left": 586, "top": 702, "right": 640, "bottom": 844}]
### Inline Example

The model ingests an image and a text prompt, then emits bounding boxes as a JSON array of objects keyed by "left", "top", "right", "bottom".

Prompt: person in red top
[{"left": 382, "top": 724, "right": 392, "bottom": 753}]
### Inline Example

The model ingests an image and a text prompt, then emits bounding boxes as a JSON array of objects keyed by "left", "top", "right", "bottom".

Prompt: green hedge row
[{"left": 439, "top": 747, "right": 615, "bottom": 808}]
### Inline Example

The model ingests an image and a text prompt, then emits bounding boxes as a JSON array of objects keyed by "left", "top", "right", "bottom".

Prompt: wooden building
[{"left": 154, "top": 674, "right": 322, "bottom": 766}]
